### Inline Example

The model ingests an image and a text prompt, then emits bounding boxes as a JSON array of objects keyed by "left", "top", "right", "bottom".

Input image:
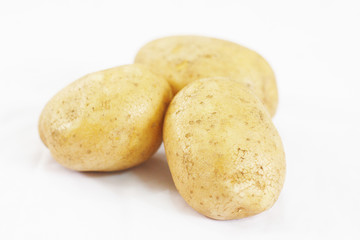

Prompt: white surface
[{"left": 1, "top": 0, "right": 360, "bottom": 239}]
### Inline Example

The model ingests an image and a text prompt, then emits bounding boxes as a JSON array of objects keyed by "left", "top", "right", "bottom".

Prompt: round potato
[
  {"left": 135, "top": 35, "right": 278, "bottom": 116},
  {"left": 39, "top": 64, "right": 172, "bottom": 172},
  {"left": 163, "top": 77, "right": 285, "bottom": 220}
]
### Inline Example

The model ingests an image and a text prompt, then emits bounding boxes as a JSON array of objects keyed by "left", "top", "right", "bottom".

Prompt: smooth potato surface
[
  {"left": 135, "top": 35, "right": 278, "bottom": 116},
  {"left": 39, "top": 64, "right": 172, "bottom": 171},
  {"left": 163, "top": 77, "right": 285, "bottom": 220}
]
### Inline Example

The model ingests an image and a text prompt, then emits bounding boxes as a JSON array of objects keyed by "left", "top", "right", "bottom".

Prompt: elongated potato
[
  {"left": 135, "top": 35, "right": 278, "bottom": 116},
  {"left": 163, "top": 77, "right": 285, "bottom": 220},
  {"left": 39, "top": 64, "right": 172, "bottom": 171}
]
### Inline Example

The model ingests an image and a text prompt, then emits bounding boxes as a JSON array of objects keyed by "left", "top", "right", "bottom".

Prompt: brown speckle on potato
[
  {"left": 163, "top": 78, "right": 285, "bottom": 220},
  {"left": 134, "top": 35, "right": 278, "bottom": 116},
  {"left": 38, "top": 64, "right": 172, "bottom": 172}
]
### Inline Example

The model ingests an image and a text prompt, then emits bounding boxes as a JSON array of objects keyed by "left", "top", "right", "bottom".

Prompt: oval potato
[
  {"left": 163, "top": 77, "right": 285, "bottom": 220},
  {"left": 135, "top": 35, "right": 278, "bottom": 116},
  {"left": 39, "top": 64, "right": 172, "bottom": 171}
]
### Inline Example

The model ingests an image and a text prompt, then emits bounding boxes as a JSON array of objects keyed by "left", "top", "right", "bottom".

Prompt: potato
[
  {"left": 135, "top": 35, "right": 278, "bottom": 116},
  {"left": 163, "top": 77, "right": 285, "bottom": 220},
  {"left": 39, "top": 64, "right": 172, "bottom": 172}
]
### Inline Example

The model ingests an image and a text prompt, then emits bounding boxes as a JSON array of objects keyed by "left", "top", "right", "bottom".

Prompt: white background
[{"left": 1, "top": 0, "right": 359, "bottom": 239}]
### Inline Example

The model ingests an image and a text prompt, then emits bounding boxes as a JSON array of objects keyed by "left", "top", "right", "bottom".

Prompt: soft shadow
[
  {"left": 80, "top": 150, "right": 177, "bottom": 193},
  {"left": 79, "top": 149, "right": 198, "bottom": 217},
  {"left": 36, "top": 144, "right": 202, "bottom": 218},
  {"left": 131, "top": 151, "right": 177, "bottom": 192},
  {"left": 81, "top": 167, "right": 132, "bottom": 178}
]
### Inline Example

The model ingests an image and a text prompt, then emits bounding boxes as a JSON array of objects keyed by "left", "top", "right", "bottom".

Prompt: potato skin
[
  {"left": 163, "top": 77, "right": 285, "bottom": 220},
  {"left": 39, "top": 64, "right": 172, "bottom": 172},
  {"left": 135, "top": 35, "right": 278, "bottom": 116}
]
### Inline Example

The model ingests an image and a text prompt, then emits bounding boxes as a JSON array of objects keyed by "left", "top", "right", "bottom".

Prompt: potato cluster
[{"left": 39, "top": 35, "right": 286, "bottom": 220}]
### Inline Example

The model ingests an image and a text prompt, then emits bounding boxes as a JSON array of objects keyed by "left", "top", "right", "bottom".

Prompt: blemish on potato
[
  {"left": 163, "top": 77, "right": 285, "bottom": 220},
  {"left": 39, "top": 64, "right": 172, "bottom": 172},
  {"left": 237, "top": 207, "right": 244, "bottom": 212}
]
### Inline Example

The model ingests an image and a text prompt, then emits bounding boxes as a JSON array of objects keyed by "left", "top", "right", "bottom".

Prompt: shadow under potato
[
  {"left": 82, "top": 150, "right": 177, "bottom": 193},
  {"left": 131, "top": 151, "right": 177, "bottom": 193},
  {"left": 80, "top": 150, "right": 201, "bottom": 218}
]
